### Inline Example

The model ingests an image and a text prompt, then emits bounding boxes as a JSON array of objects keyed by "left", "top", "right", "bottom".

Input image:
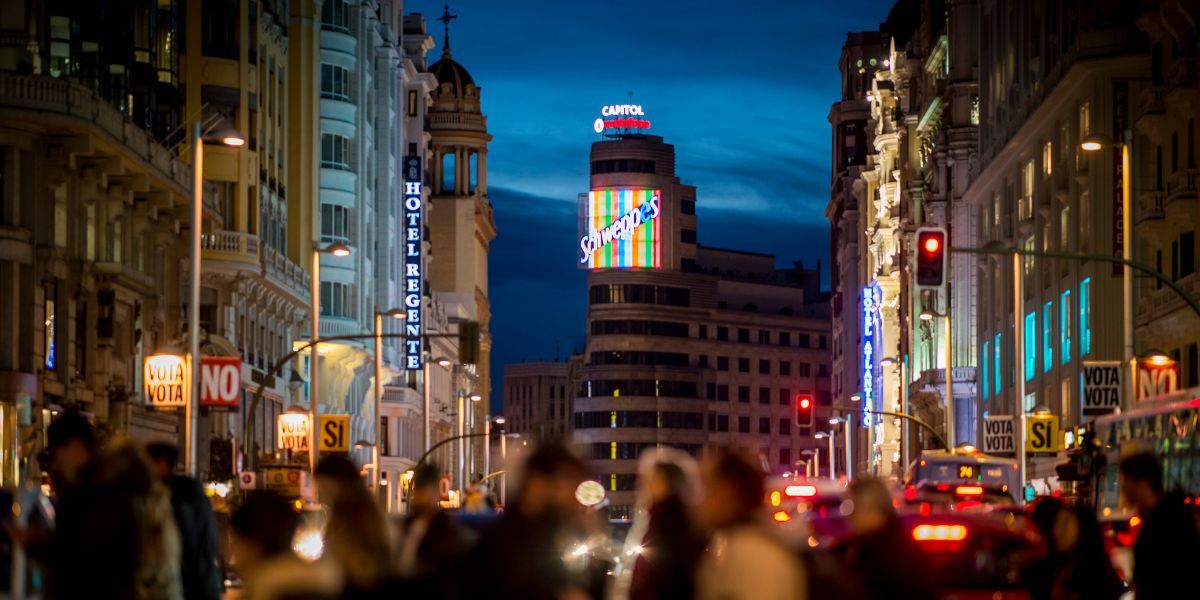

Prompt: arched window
[{"left": 441, "top": 151, "right": 456, "bottom": 194}]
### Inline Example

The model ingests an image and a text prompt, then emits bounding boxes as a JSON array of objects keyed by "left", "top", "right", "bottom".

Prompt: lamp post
[
  {"left": 373, "top": 308, "right": 406, "bottom": 492},
  {"left": 879, "top": 355, "right": 910, "bottom": 468},
  {"left": 919, "top": 309, "right": 955, "bottom": 449},
  {"left": 424, "top": 355, "right": 453, "bottom": 456},
  {"left": 1081, "top": 133, "right": 1134, "bottom": 411},
  {"left": 309, "top": 242, "right": 351, "bottom": 473},
  {"left": 186, "top": 122, "right": 242, "bottom": 477}
]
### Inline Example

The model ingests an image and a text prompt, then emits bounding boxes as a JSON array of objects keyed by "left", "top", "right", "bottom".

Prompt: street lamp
[
  {"left": 1143, "top": 349, "right": 1173, "bottom": 366},
  {"left": 815, "top": 430, "right": 837, "bottom": 481},
  {"left": 186, "top": 121, "right": 243, "bottom": 477},
  {"left": 372, "top": 308, "right": 406, "bottom": 492},
  {"left": 1081, "top": 132, "right": 1134, "bottom": 415},
  {"left": 425, "top": 355, "right": 455, "bottom": 453},
  {"left": 308, "top": 242, "right": 352, "bottom": 473},
  {"left": 879, "top": 355, "right": 911, "bottom": 467}
]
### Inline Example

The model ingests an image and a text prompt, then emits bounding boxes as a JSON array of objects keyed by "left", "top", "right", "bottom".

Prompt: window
[
  {"left": 202, "top": 0, "right": 239, "bottom": 59},
  {"left": 780, "top": 361, "right": 791, "bottom": 376},
  {"left": 780, "top": 448, "right": 791, "bottom": 466},
  {"left": 818, "top": 364, "right": 828, "bottom": 377},
  {"left": 758, "top": 387, "right": 770, "bottom": 404},
  {"left": 681, "top": 200, "right": 696, "bottom": 214},
  {"left": 1025, "top": 312, "right": 1036, "bottom": 381},
  {"left": 798, "top": 363, "right": 811, "bottom": 377},
  {"left": 717, "top": 327, "right": 729, "bottom": 341},
  {"left": 738, "top": 328, "right": 750, "bottom": 343},
  {"left": 1080, "top": 278, "right": 1092, "bottom": 356},
  {"left": 320, "top": 134, "right": 350, "bottom": 170},
  {"left": 717, "top": 385, "right": 729, "bottom": 401},
  {"left": 779, "top": 332, "right": 791, "bottom": 346},
  {"left": 717, "top": 415, "right": 729, "bottom": 432},
  {"left": 320, "top": 281, "right": 353, "bottom": 318},
  {"left": 1023, "top": 237, "right": 1036, "bottom": 276},
  {"left": 1060, "top": 205, "right": 1070, "bottom": 249},
  {"left": 1079, "top": 102, "right": 1090, "bottom": 139},
  {"left": 737, "top": 386, "right": 750, "bottom": 403},
  {"left": 759, "top": 359, "right": 770, "bottom": 375},
  {"left": 799, "top": 334, "right": 811, "bottom": 348},
  {"left": 759, "top": 417, "right": 770, "bottom": 434},
  {"left": 1020, "top": 160, "right": 1035, "bottom": 220},
  {"left": 981, "top": 341, "right": 989, "bottom": 399},
  {"left": 1043, "top": 302, "right": 1053, "bottom": 374},
  {"left": 321, "top": 0, "right": 350, "bottom": 33},
  {"left": 320, "top": 64, "right": 350, "bottom": 101},
  {"left": 589, "top": 284, "right": 690, "bottom": 306},
  {"left": 706, "top": 383, "right": 716, "bottom": 399},
  {"left": 738, "top": 358, "right": 750, "bottom": 373},
  {"left": 717, "top": 356, "right": 729, "bottom": 371},
  {"left": 758, "top": 330, "right": 770, "bottom": 344},
  {"left": 320, "top": 204, "right": 352, "bottom": 244},
  {"left": 1060, "top": 290, "right": 1072, "bottom": 365},
  {"left": 680, "top": 228, "right": 696, "bottom": 244},
  {"left": 738, "top": 416, "right": 750, "bottom": 433},
  {"left": 992, "top": 193, "right": 1001, "bottom": 230},
  {"left": 994, "top": 333, "right": 1002, "bottom": 395},
  {"left": 1181, "top": 232, "right": 1195, "bottom": 279},
  {"left": 698, "top": 355, "right": 708, "bottom": 368},
  {"left": 590, "top": 320, "right": 689, "bottom": 337},
  {"left": 779, "top": 419, "right": 790, "bottom": 436},
  {"left": 44, "top": 284, "right": 56, "bottom": 370},
  {"left": 699, "top": 325, "right": 708, "bottom": 339},
  {"left": 779, "top": 388, "right": 791, "bottom": 405},
  {"left": 1043, "top": 141, "right": 1053, "bottom": 176},
  {"left": 819, "top": 336, "right": 828, "bottom": 349}
]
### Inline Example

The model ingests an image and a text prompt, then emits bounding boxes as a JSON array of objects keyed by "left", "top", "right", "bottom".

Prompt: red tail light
[
  {"left": 912, "top": 524, "right": 968, "bottom": 542},
  {"left": 785, "top": 484, "right": 817, "bottom": 498},
  {"left": 904, "top": 486, "right": 917, "bottom": 501},
  {"left": 955, "top": 485, "right": 984, "bottom": 497}
]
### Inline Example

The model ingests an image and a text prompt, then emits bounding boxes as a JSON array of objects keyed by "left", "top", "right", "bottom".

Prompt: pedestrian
[
  {"left": 395, "top": 463, "right": 467, "bottom": 596},
  {"left": 626, "top": 450, "right": 703, "bottom": 600},
  {"left": 313, "top": 456, "right": 396, "bottom": 598},
  {"left": 1119, "top": 451, "right": 1200, "bottom": 599},
  {"left": 147, "top": 442, "right": 224, "bottom": 600},
  {"left": 461, "top": 443, "right": 594, "bottom": 600},
  {"left": 693, "top": 451, "right": 807, "bottom": 600},
  {"left": 229, "top": 490, "right": 341, "bottom": 600},
  {"left": 839, "top": 477, "right": 935, "bottom": 600},
  {"left": 43, "top": 412, "right": 185, "bottom": 600}
]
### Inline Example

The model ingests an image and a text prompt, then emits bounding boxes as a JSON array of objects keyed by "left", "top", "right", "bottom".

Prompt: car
[
  {"left": 902, "top": 481, "right": 1018, "bottom": 513},
  {"left": 766, "top": 477, "right": 850, "bottom": 543}
]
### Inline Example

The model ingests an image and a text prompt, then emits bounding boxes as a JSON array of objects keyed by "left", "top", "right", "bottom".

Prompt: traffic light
[
  {"left": 458, "top": 321, "right": 480, "bottom": 365},
  {"left": 796, "top": 394, "right": 814, "bottom": 427},
  {"left": 915, "top": 227, "right": 947, "bottom": 287}
]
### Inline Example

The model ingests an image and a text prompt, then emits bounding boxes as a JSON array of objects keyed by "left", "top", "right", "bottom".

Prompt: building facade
[
  {"left": 503, "top": 360, "right": 578, "bottom": 443},
  {"left": 572, "top": 133, "right": 833, "bottom": 518}
]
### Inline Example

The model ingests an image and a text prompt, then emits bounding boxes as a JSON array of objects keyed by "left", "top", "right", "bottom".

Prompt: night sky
[{"left": 421, "top": 0, "right": 897, "bottom": 411}]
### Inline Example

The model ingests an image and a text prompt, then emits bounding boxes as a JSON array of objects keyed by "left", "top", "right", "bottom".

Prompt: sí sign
[
  {"left": 592, "top": 104, "right": 651, "bottom": 133},
  {"left": 403, "top": 155, "right": 424, "bottom": 370},
  {"left": 145, "top": 353, "right": 187, "bottom": 409}
]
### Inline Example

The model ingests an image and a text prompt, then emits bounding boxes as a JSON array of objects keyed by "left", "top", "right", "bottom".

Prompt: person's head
[
  {"left": 144, "top": 442, "right": 179, "bottom": 480},
  {"left": 518, "top": 443, "right": 589, "bottom": 517},
  {"left": 1030, "top": 496, "right": 1065, "bottom": 549},
  {"left": 409, "top": 463, "right": 443, "bottom": 513},
  {"left": 848, "top": 477, "right": 895, "bottom": 535},
  {"left": 314, "top": 455, "right": 364, "bottom": 505},
  {"left": 46, "top": 410, "right": 98, "bottom": 489},
  {"left": 1119, "top": 452, "right": 1164, "bottom": 512},
  {"left": 230, "top": 491, "right": 300, "bottom": 573},
  {"left": 697, "top": 451, "right": 764, "bottom": 529}
]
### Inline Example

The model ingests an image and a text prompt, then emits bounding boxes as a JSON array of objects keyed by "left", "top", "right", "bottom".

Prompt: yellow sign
[
  {"left": 1026, "top": 414, "right": 1060, "bottom": 455},
  {"left": 277, "top": 413, "right": 311, "bottom": 451},
  {"left": 262, "top": 466, "right": 307, "bottom": 498},
  {"left": 319, "top": 414, "right": 350, "bottom": 453},
  {"left": 144, "top": 354, "right": 187, "bottom": 408}
]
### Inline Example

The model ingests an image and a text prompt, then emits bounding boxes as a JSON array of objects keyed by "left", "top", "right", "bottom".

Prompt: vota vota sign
[
  {"left": 403, "top": 155, "right": 423, "bottom": 370},
  {"left": 579, "top": 189, "right": 662, "bottom": 269}
]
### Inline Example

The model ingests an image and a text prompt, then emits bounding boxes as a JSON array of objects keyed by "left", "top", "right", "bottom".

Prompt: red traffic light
[
  {"left": 799, "top": 397, "right": 811, "bottom": 409},
  {"left": 915, "top": 227, "right": 947, "bottom": 287},
  {"left": 796, "top": 394, "right": 814, "bottom": 427},
  {"left": 922, "top": 235, "right": 941, "bottom": 254}
]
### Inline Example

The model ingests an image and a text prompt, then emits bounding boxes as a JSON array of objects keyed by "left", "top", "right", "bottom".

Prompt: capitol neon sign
[
  {"left": 593, "top": 104, "right": 651, "bottom": 133},
  {"left": 579, "top": 189, "right": 662, "bottom": 269}
]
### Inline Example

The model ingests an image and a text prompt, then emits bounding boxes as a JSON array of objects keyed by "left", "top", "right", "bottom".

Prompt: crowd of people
[{"left": 11, "top": 409, "right": 1200, "bottom": 600}]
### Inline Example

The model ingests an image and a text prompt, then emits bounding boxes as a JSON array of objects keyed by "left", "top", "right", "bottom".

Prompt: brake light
[
  {"left": 785, "top": 485, "right": 817, "bottom": 498},
  {"left": 955, "top": 485, "right": 984, "bottom": 497},
  {"left": 912, "top": 524, "right": 968, "bottom": 541},
  {"left": 936, "top": 484, "right": 950, "bottom": 491},
  {"left": 772, "top": 510, "right": 791, "bottom": 523},
  {"left": 904, "top": 486, "right": 917, "bottom": 501}
]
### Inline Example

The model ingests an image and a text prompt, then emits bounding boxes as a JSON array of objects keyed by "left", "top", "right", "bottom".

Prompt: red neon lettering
[{"left": 602, "top": 118, "right": 651, "bottom": 130}]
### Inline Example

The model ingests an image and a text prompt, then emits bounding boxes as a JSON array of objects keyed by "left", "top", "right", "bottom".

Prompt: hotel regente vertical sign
[{"left": 403, "top": 156, "right": 423, "bottom": 370}]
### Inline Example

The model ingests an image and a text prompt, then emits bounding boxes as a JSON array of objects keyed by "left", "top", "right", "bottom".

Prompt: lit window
[
  {"left": 1043, "top": 302, "right": 1053, "bottom": 374},
  {"left": 1043, "top": 141, "right": 1053, "bottom": 176},
  {"left": 1079, "top": 102, "right": 1091, "bottom": 139},
  {"left": 1080, "top": 278, "right": 1092, "bottom": 355},
  {"left": 1020, "top": 160, "right": 1035, "bottom": 220},
  {"left": 1060, "top": 290, "right": 1072, "bottom": 364},
  {"left": 981, "top": 341, "right": 989, "bottom": 400},
  {"left": 1025, "top": 312, "right": 1036, "bottom": 382},
  {"left": 994, "top": 333, "right": 1003, "bottom": 396}
]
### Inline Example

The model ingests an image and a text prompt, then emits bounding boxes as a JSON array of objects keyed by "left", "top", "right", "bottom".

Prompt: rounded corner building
[{"left": 573, "top": 132, "right": 833, "bottom": 520}]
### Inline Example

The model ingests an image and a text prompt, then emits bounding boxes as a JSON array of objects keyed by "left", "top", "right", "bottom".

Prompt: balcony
[
  {"left": 201, "top": 230, "right": 259, "bottom": 266},
  {"left": 261, "top": 244, "right": 311, "bottom": 302},
  {"left": 428, "top": 112, "right": 487, "bottom": 132},
  {"left": 1135, "top": 272, "right": 1200, "bottom": 327},
  {"left": 1135, "top": 86, "right": 1166, "bottom": 136},
  {"left": 1137, "top": 191, "right": 1165, "bottom": 223},
  {"left": 1166, "top": 57, "right": 1200, "bottom": 109},
  {"left": 202, "top": 230, "right": 311, "bottom": 306},
  {"left": 1166, "top": 168, "right": 1199, "bottom": 206}
]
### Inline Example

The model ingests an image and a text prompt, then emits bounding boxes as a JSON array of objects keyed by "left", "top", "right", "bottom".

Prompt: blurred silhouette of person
[
  {"left": 627, "top": 450, "right": 703, "bottom": 600},
  {"left": 395, "top": 463, "right": 466, "bottom": 597},
  {"left": 147, "top": 442, "right": 223, "bottom": 600},
  {"left": 1027, "top": 498, "right": 1124, "bottom": 600},
  {"left": 840, "top": 477, "right": 934, "bottom": 600},
  {"left": 1120, "top": 451, "right": 1200, "bottom": 600},
  {"left": 314, "top": 456, "right": 395, "bottom": 598},
  {"left": 229, "top": 491, "right": 341, "bottom": 600},
  {"left": 463, "top": 443, "right": 592, "bottom": 600},
  {"left": 694, "top": 451, "right": 806, "bottom": 600}
]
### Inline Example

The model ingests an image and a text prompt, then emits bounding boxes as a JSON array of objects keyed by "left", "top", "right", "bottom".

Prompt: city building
[
  {"left": 570, "top": 132, "right": 832, "bottom": 518},
  {"left": 503, "top": 359, "right": 581, "bottom": 443},
  {"left": 0, "top": 0, "right": 193, "bottom": 481}
]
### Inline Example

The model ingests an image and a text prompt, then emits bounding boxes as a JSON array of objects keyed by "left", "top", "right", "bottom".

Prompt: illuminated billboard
[{"left": 579, "top": 188, "right": 662, "bottom": 269}]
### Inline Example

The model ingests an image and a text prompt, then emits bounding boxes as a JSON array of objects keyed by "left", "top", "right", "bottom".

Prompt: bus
[
  {"left": 907, "top": 450, "right": 1022, "bottom": 504},
  {"left": 1092, "top": 390, "right": 1200, "bottom": 516}
]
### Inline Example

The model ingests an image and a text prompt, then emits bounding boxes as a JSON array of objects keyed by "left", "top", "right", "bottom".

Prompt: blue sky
[{"left": 415, "top": 0, "right": 897, "bottom": 409}]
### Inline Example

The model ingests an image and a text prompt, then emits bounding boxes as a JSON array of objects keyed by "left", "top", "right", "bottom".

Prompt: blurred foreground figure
[
  {"left": 1120, "top": 452, "right": 1200, "bottom": 600},
  {"left": 627, "top": 450, "right": 703, "bottom": 600},
  {"left": 47, "top": 413, "right": 183, "bottom": 600},
  {"left": 395, "top": 463, "right": 466, "bottom": 597},
  {"left": 230, "top": 491, "right": 340, "bottom": 600},
  {"left": 694, "top": 451, "right": 806, "bottom": 600},
  {"left": 841, "top": 478, "right": 934, "bottom": 600},
  {"left": 314, "top": 456, "right": 398, "bottom": 598},
  {"left": 463, "top": 443, "right": 592, "bottom": 600},
  {"left": 1026, "top": 498, "right": 1124, "bottom": 600},
  {"left": 147, "top": 442, "right": 223, "bottom": 600}
]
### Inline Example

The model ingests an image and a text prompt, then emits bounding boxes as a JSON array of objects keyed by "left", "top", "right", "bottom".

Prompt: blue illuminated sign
[{"left": 403, "top": 156, "right": 423, "bottom": 370}]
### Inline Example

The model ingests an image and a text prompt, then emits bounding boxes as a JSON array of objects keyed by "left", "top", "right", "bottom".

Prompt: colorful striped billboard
[{"left": 578, "top": 188, "right": 662, "bottom": 269}]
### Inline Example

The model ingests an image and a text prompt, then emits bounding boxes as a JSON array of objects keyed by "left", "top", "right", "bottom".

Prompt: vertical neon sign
[
  {"left": 403, "top": 155, "right": 423, "bottom": 370},
  {"left": 862, "top": 285, "right": 875, "bottom": 428}
]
